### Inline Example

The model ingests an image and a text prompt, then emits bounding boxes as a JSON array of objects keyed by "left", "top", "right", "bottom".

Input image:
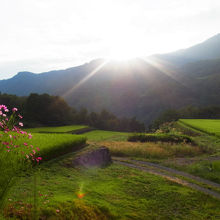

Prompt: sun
[
  {"left": 89, "top": 4, "right": 150, "bottom": 61},
  {"left": 105, "top": 36, "right": 147, "bottom": 61},
  {"left": 107, "top": 42, "right": 140, "bottom": 61}
]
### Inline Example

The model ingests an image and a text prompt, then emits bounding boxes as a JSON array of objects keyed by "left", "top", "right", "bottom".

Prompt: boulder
[{"left": 72, "top": 146, "right": 112, "bottom": 168}]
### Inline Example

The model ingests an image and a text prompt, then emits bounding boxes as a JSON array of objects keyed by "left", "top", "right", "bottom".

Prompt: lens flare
[
  {"left": 77, "top": 192, "right": 85, "bottom": 199},
  {"left": 76, "top": 183, "right": 85, "bottom": 199},
  {"left": 63, "top": 59, "right": 108, "bottom": 98}
]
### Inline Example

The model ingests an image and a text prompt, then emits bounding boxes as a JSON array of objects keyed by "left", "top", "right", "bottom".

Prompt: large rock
[{"left": 72, "top": 146, "right": 112, "bottom": 168}]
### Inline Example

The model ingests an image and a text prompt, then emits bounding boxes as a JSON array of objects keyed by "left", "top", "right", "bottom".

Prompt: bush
[{"left": 128, "top": 133, "right": 194, "bottom": 144}]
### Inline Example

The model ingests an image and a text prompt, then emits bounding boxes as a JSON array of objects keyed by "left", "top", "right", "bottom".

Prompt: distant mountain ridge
[
  {"left": 0, "top": 34, "right": 220, "bottom": 124},
  {"left": 155, "top": 33, "right": 220, "bottom": 65}
]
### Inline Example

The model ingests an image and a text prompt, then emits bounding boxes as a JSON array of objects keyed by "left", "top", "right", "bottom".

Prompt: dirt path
[{"left": 113, "top": 157, "right": 220, "bottom": 200}]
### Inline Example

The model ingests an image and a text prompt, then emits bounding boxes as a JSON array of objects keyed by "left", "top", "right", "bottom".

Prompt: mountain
[
  {"left": 0, "top": 34, "right": 220, "bottom": 124},
  {"left": 155, "top": 33, "right": 220, "bottom": 65}
]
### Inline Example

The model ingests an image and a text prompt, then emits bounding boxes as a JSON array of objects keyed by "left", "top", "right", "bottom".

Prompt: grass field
[
  {"left": 83, "top": 130, "right": 130, "bottom": 142},
  {"left": 25, "top": 125, "right": 89, "bottom": 133},
  {"left": 1, "top": 124, "right": 220, "bottom": 219},
  {"left": 4, "top": 153, "right": 220, "bottom": 219},
  {"left": 179, "top": 119, "right": 220, "bottom": 137}
]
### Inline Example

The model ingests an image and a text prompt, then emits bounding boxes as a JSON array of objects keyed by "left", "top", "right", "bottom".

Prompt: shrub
[{"left": 128, "top": 133, "right": 194, "bottom": 144}]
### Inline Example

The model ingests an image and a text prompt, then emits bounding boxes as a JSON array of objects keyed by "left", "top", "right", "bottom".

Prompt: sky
[{"left": 0, "top": 0, "right": 220, "bottom": 79}]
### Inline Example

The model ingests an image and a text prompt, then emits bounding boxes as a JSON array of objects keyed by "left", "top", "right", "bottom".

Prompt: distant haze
[{"left": 0, "top": 0, "right": 220, "bottom": 79}]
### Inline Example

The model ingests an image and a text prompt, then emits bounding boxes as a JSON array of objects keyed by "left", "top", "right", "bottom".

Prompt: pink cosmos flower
[
  {"left": 19, "top": 122, "right": 23, "bottom": 127},
  {"left": 12, "top": 108, "right": 18, "bottom": 112},
  {"left": 0, "top": 105, "right": 7, "bottom": 111}
]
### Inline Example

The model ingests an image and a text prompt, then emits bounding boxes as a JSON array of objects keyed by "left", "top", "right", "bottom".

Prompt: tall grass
[{"left": 101, "top": 141, "right": 204, "bottom": 159}]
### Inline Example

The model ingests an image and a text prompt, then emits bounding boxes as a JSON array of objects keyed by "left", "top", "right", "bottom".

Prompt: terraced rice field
[
  {"left": 179, "top": 119, "right": 220, "bottom": 137},
  {"left": 25, "top": 125, "right": 89, "bottom": 133}
]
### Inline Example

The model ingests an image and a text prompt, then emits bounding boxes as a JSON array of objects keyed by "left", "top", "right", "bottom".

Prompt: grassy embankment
[{"left": 0, "top": 132, "right": 86, "bottom": 161}]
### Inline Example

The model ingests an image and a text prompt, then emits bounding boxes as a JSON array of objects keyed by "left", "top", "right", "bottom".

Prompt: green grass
[
  {"left": 162, "top": 160, "right": 220, "bottom": 185},
  {"left": 25, "top": 125, "right": 89, "bottom": 133},
  {"left": 83, "top": 130, "right": 130, "bottom": 142},
  {"left": 186, "top": 160, "right": 220, "bottom": 184},
  {"left": 179, "top": 119, "right": 220, "bottom": 138},
  {"left": 4, "top": 153, "right": 220, "bottom": 219}
]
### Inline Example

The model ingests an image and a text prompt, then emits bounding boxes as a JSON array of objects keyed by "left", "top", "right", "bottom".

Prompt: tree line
[
  {"left": 150, "top": 105, "right": 220, "bottom": 130},
  {"left": 0, "top": 92, "right": 145, "bottom": 132}
]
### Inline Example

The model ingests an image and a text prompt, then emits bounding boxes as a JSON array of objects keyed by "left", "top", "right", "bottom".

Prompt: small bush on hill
[{"left": 128, "top": 133, "right": 193, "bottom": 144}]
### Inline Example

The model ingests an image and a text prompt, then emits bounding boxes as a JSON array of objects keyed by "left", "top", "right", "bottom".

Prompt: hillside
[{"left": 0, "top": 34, "right": 220, "bottom": 124}]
